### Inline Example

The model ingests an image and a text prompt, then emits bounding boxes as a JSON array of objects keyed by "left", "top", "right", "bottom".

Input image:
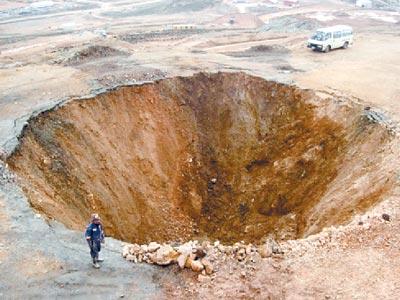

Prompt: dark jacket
[{"left": 85, "top": 223, "right": 105, "bottom": 241}]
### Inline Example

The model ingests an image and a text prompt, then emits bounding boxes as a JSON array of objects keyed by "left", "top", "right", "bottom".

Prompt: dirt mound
[
  {"left": 7, "top": 72, "right": 395, "bottom": 245},
  {"left": 224, "top": 44, "right": 290, "bottom": 57},
  {"left": 62, "top": 46, "right": 128, "bottom": 66}
]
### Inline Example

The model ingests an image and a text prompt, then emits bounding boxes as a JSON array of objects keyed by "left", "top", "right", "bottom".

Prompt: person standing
[{"left": 85, "top": 213, "right": 105, "bottom": 268}]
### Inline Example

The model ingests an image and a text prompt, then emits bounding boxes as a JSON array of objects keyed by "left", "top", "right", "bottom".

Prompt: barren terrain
[{"left": 1, "top": 0, "right": 400, "bottom": 299}]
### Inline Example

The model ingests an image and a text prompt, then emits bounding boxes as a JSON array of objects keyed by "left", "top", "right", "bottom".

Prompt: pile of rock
[
  {"left": 122, "top": 241, "right": 214, "bottom": 274},
  {"left": 122, "top": 238, "right": 282, "bottom": 275}
]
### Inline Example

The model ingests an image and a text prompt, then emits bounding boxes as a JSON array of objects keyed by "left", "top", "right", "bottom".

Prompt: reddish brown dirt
[{"left": 7, "top": 72, "right": 394, "bottom": 244}]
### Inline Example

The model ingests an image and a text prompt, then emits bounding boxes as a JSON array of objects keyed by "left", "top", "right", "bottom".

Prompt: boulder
[
  {"left": 149, "top": 245, "right": 179, "bottom": 266},
  {"left": 141, "top": 244, "right": 148, "bottom": 252},
  {"left": 177, "top": 253, "right": 188, "bottom": 269},
  {"left": 147, "top": 242, "right": 161, "bottom": 253},
  {"left": 190, "top": 260, "right": 204, "bottom": 272},
  {"left": 126, "top": 254, "right": 137, "bottom": 262},
  {"left": 176, "top": 242, "right": 193, "bottom": 255},
  {"left": 201, "top": 258, "right": 214, "bottom": 275},
  {"left": 258, "top": 243, "right": 272, "bottom": 258},
  {"left": 122, "top": 245, "right": 130, "bottom": 258},
  {"left": 185, "top": 253, "right": 196, "bottom": 269},
  {"left": 129, "top": 244, "right": 142, "bottom": 255}
]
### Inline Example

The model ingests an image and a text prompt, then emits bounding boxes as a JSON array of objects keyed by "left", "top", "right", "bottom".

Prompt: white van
[{"left": 307, "top": 25, "right": 353, "bottom": 53}]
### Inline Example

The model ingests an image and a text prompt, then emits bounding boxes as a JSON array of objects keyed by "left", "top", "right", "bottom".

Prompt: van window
[
  {"left": 311, "top": 32, "right": 332, "bottom": 41},
  {"left": 312, "top": 32, "right": 324, "bottom": 41},
  {"left": 333, "top": 32, "right": 342, "bottom": 38}
]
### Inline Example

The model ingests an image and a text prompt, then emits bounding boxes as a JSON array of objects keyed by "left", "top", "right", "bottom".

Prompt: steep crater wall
[{"left": 7, "top": 72, "right": 395, "bottom": 244}]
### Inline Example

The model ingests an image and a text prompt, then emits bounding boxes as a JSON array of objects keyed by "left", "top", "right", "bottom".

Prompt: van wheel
[
  {"left": 324, "top": 45, "right": 331, "bottom": 53},
  {"left": 342, "top": 42, "right": 349, "bottom": 49}
]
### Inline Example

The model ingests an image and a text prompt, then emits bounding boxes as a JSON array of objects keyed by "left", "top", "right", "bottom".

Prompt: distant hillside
[{"left": 102, "top": 0, "right": 228, "bottom": 18}]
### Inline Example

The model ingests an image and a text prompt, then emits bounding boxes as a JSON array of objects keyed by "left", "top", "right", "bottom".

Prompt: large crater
[{"left": 7, "top": 72, "right": 395, "bottom": 244}]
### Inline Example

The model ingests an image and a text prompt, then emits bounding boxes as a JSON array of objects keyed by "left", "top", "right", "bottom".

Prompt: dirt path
[{"left": 0, "top": 162, "right": 168, "bottom": 299}]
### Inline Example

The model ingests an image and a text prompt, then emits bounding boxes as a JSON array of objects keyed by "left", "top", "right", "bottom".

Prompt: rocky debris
[
  {"left": 278, "top": 210, "right": 397, "bottom": 260},
  {"left": 123, "top": 240, "right": 212, "bottom": 272},
  {"left": 96, "top": 70, "right": 167, "bottom": 88},
  {"left": 57, "top": 45, "right": 129, "bottom": 66},
  {"left": 122, "top": 238, "right": 283, "bottom": 275}
]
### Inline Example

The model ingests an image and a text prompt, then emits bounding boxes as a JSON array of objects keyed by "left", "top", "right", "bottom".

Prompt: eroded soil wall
[{"left": 7, "top": 72, "right": 394, "bottom": 244}]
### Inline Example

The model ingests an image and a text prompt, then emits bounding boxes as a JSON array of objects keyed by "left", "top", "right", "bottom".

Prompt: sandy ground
[
  {"left": 293, "top": 33, "right": 400, "bottom": 116},
  {"left": 1, "top": 0, "right": 400, "bottom": 298}
]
